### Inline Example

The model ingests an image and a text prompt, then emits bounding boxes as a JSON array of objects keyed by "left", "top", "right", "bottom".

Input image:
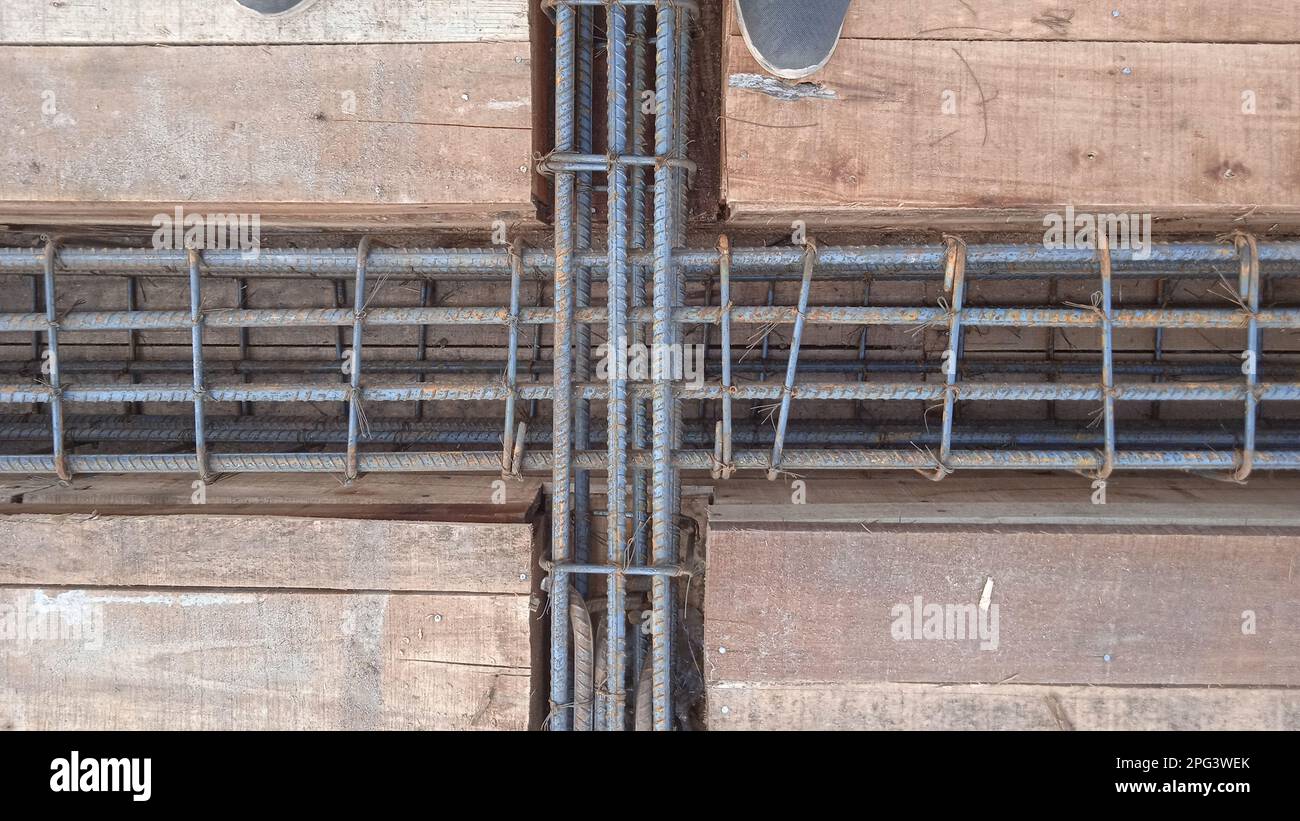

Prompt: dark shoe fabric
[
  {"left": 235, "top": 0, "right": 317, "bottom": 16},
  {"left": 735, "top": 0, "right": 852, "bottom": 79}
]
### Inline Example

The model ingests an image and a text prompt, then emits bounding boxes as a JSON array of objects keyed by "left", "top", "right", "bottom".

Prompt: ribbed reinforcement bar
[
  {"left": 3, "top": 448, "right": 1299, "bottom": 474},
  {"left": 6, "top": 305, "right": 1298, "bottom": 332},
  {"left": 6, "top": 242, "right": 1300, "bottom": 279},
  {"left": 549, "top": 0, "right": 577, "bottom": 733},
  {"left": 7, "top": 381, "right": 1300, "bottom": 404},
  {"left": 9, "top": 416, "right": 1299, "bottom": 449}
]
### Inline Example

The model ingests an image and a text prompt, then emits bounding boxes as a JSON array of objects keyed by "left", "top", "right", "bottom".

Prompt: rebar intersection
[{"left": 2, "top": 1, "right": 1300, "bottom": 730}]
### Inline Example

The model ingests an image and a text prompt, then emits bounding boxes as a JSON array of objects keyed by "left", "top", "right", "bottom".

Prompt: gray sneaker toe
[{"left": 735, "top": 0, "right": 852, "bottom": 80}]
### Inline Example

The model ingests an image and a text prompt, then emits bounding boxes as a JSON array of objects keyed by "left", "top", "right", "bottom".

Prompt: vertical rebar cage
[
  {"left": 3, "top": 0, "right": 1300, "bottom": 731},
  {"left": 545, "top": 0, "right": 697, "bottom": 732}
]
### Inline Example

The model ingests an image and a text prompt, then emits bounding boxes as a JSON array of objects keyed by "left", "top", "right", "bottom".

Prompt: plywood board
[
  {"left": 708, "top": 682, "right": 1300, "bottom": 731},
  {"left": 12, "top": 473, "right": 543, "bottom": 523},
  {"left": 704, "top": 526, "right": 1300, "bottom": 686},
  {"left": 0, "top": 477, "right": 48, "bottom": 504},
  {"left": 0, "top": 514, "right": 533, "bottom": 594},
  {"left": 0, "top": 470, "right": 541, "bottom": 730},
  {"left": 0, "top": 43, "right": 535, "bottom": 225},
  {"left": 729, "top": 2, "right": 1300, "bottom": 43},
  {"left": 723, "top": 38, "right": 1300, "bottom": 229},
  {"left": 0, "top": 588, "right": 531, "bottom": 730},
  {"left": 710, "top": 473, "right": 1300, "bottom": 527},
  {"left": 0, "top": 0, "right": 528, "bottom": 44}
]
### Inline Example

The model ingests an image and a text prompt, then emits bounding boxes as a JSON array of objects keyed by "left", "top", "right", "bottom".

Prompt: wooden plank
[
  {"left": 0, "top": 514, "right": 533, "bottom": 594},
  {"left": 0, "top": 43, "right": 535, "bottom": 225},
  {"left": 710, "top": 474, "right": 1300, "bottom": 527},
  {"left": 15, "top": 473, "right": 543, "bottom": 522},
  {"left": 0, "top": 0, "right": 529, "bottom": 44},
  {"left": 722, "top": 202, "right": 1300, "bottom": 241},
  {"left": 0, "top": 477, "right": 50, "bottom": 504},
  {"left": 714, "top": 473, "right": 1300, "bottom": 507},
  {"left": 381, "top": 591, "right": 535, "bottom": 731},
  {"left": 2, "top": 504, "right": 539, "bottom": 525},
  {"left": 729, "top": 1, "right": 1300, "bottom": 43},
  {"left": 0, "top": 202, "right": 543, "bottom": 231},
  {"left": 0, "top": 475, "right": 542, "bottom": 730},
  {"left": 723, "top": 38, "right": 1300, "bottom": 229},
  {"left": 0, "top": 588, "right": 530, "bottom": 730},
  {"left": 708, "top": 682, "right": 1300, "bottom": 731},
  {"left": 704, "top": 526, "right": 1300, "bottom": 686}
]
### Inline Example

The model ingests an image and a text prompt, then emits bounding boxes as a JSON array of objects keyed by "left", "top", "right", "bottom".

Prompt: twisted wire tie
[
  {"left": 533, "top": 148, "right": 557, "bottom": 177},
  {"left": 908, "top": 439, "right": 953, "bottom": 482},
  {"left": 1093, "top": 450, "right": 1116, "bottom": 482},
  {"left": 922, "top": 459, "right": 954, "bottom": 483},
  {"left": 706, "top": 449, "right": 734, "bottom": 479},
  {"left": 502, "top": 312, "right": 522, "bottom": 336}
]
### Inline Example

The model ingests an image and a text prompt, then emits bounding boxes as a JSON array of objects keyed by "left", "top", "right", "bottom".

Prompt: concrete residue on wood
[{"left": 729, "top": 72, "right": 837, "bottom": 102}]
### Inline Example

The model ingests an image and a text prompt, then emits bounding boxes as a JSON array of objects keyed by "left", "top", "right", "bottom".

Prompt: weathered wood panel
[
  {"left": 705, "top": 526, "right": 1300, "bottom": 686},
  {"left": 13, "top": 473, "right": 543, "bottom": 522},
  {"left": 0, "top": 202, "right": 541, "bottom": 230},
  {"left": 0, "top": 588, "right": 530, "bottom": 730},
  {"left": 709, "top": 682, "right": 1300, "bottom": 731},
  {"left": 730, "top": 2, "right": 1300, "bottom": 43},
  {"left": 710, "top": 474, "right": 1300, "bottom": 527},
  {"left": 0, "top": 478, "right": 42, "bottom": 504},
  {"left": 0, "top": 43, "right": 534, "bottom": 225},
  {"left": 723, "top": 38, "right": 1300, "bottom": 229},
  {"left": 0, "top": 471, "right": 541, "bottom": 730},
  {"left": 0, "top": 514, "right": 533, "bottom": 594},
  {"left": 0, "top": 0, "right": 528, "bottom": 44}
]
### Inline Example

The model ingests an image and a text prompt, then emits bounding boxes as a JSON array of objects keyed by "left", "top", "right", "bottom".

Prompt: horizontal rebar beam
[
  {"left": 1, "top": 358, "right": 1294, "bottom": 381},
  {"left": 2, "top": 448, "right": 1298, "bottom": 474},
  {"left": 5, "top": 381, "right": 1300, "bottom": 404},
  {"left": 4, "top": 416, "right": 1297, "bottom": 449},
  {"left": 3, "top": 306, "right": 1299, "bottom": 333},
  {"left": 4, "top": 242, "right": 1300, "bottom": 279}
]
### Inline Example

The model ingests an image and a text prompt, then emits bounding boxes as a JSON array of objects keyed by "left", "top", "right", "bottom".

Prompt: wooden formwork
[
  {"left": 720, "top": 1, "right": 1300, "bottom": 233},
  {"left": 0, "top": 475, "right": 546, "bottom": 730},
  {"left": 704, "top": 473, "right": 1300, "bottom": 730},
  {"left": 0, "top": 0, "right": 543, "bottom": 231}
]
